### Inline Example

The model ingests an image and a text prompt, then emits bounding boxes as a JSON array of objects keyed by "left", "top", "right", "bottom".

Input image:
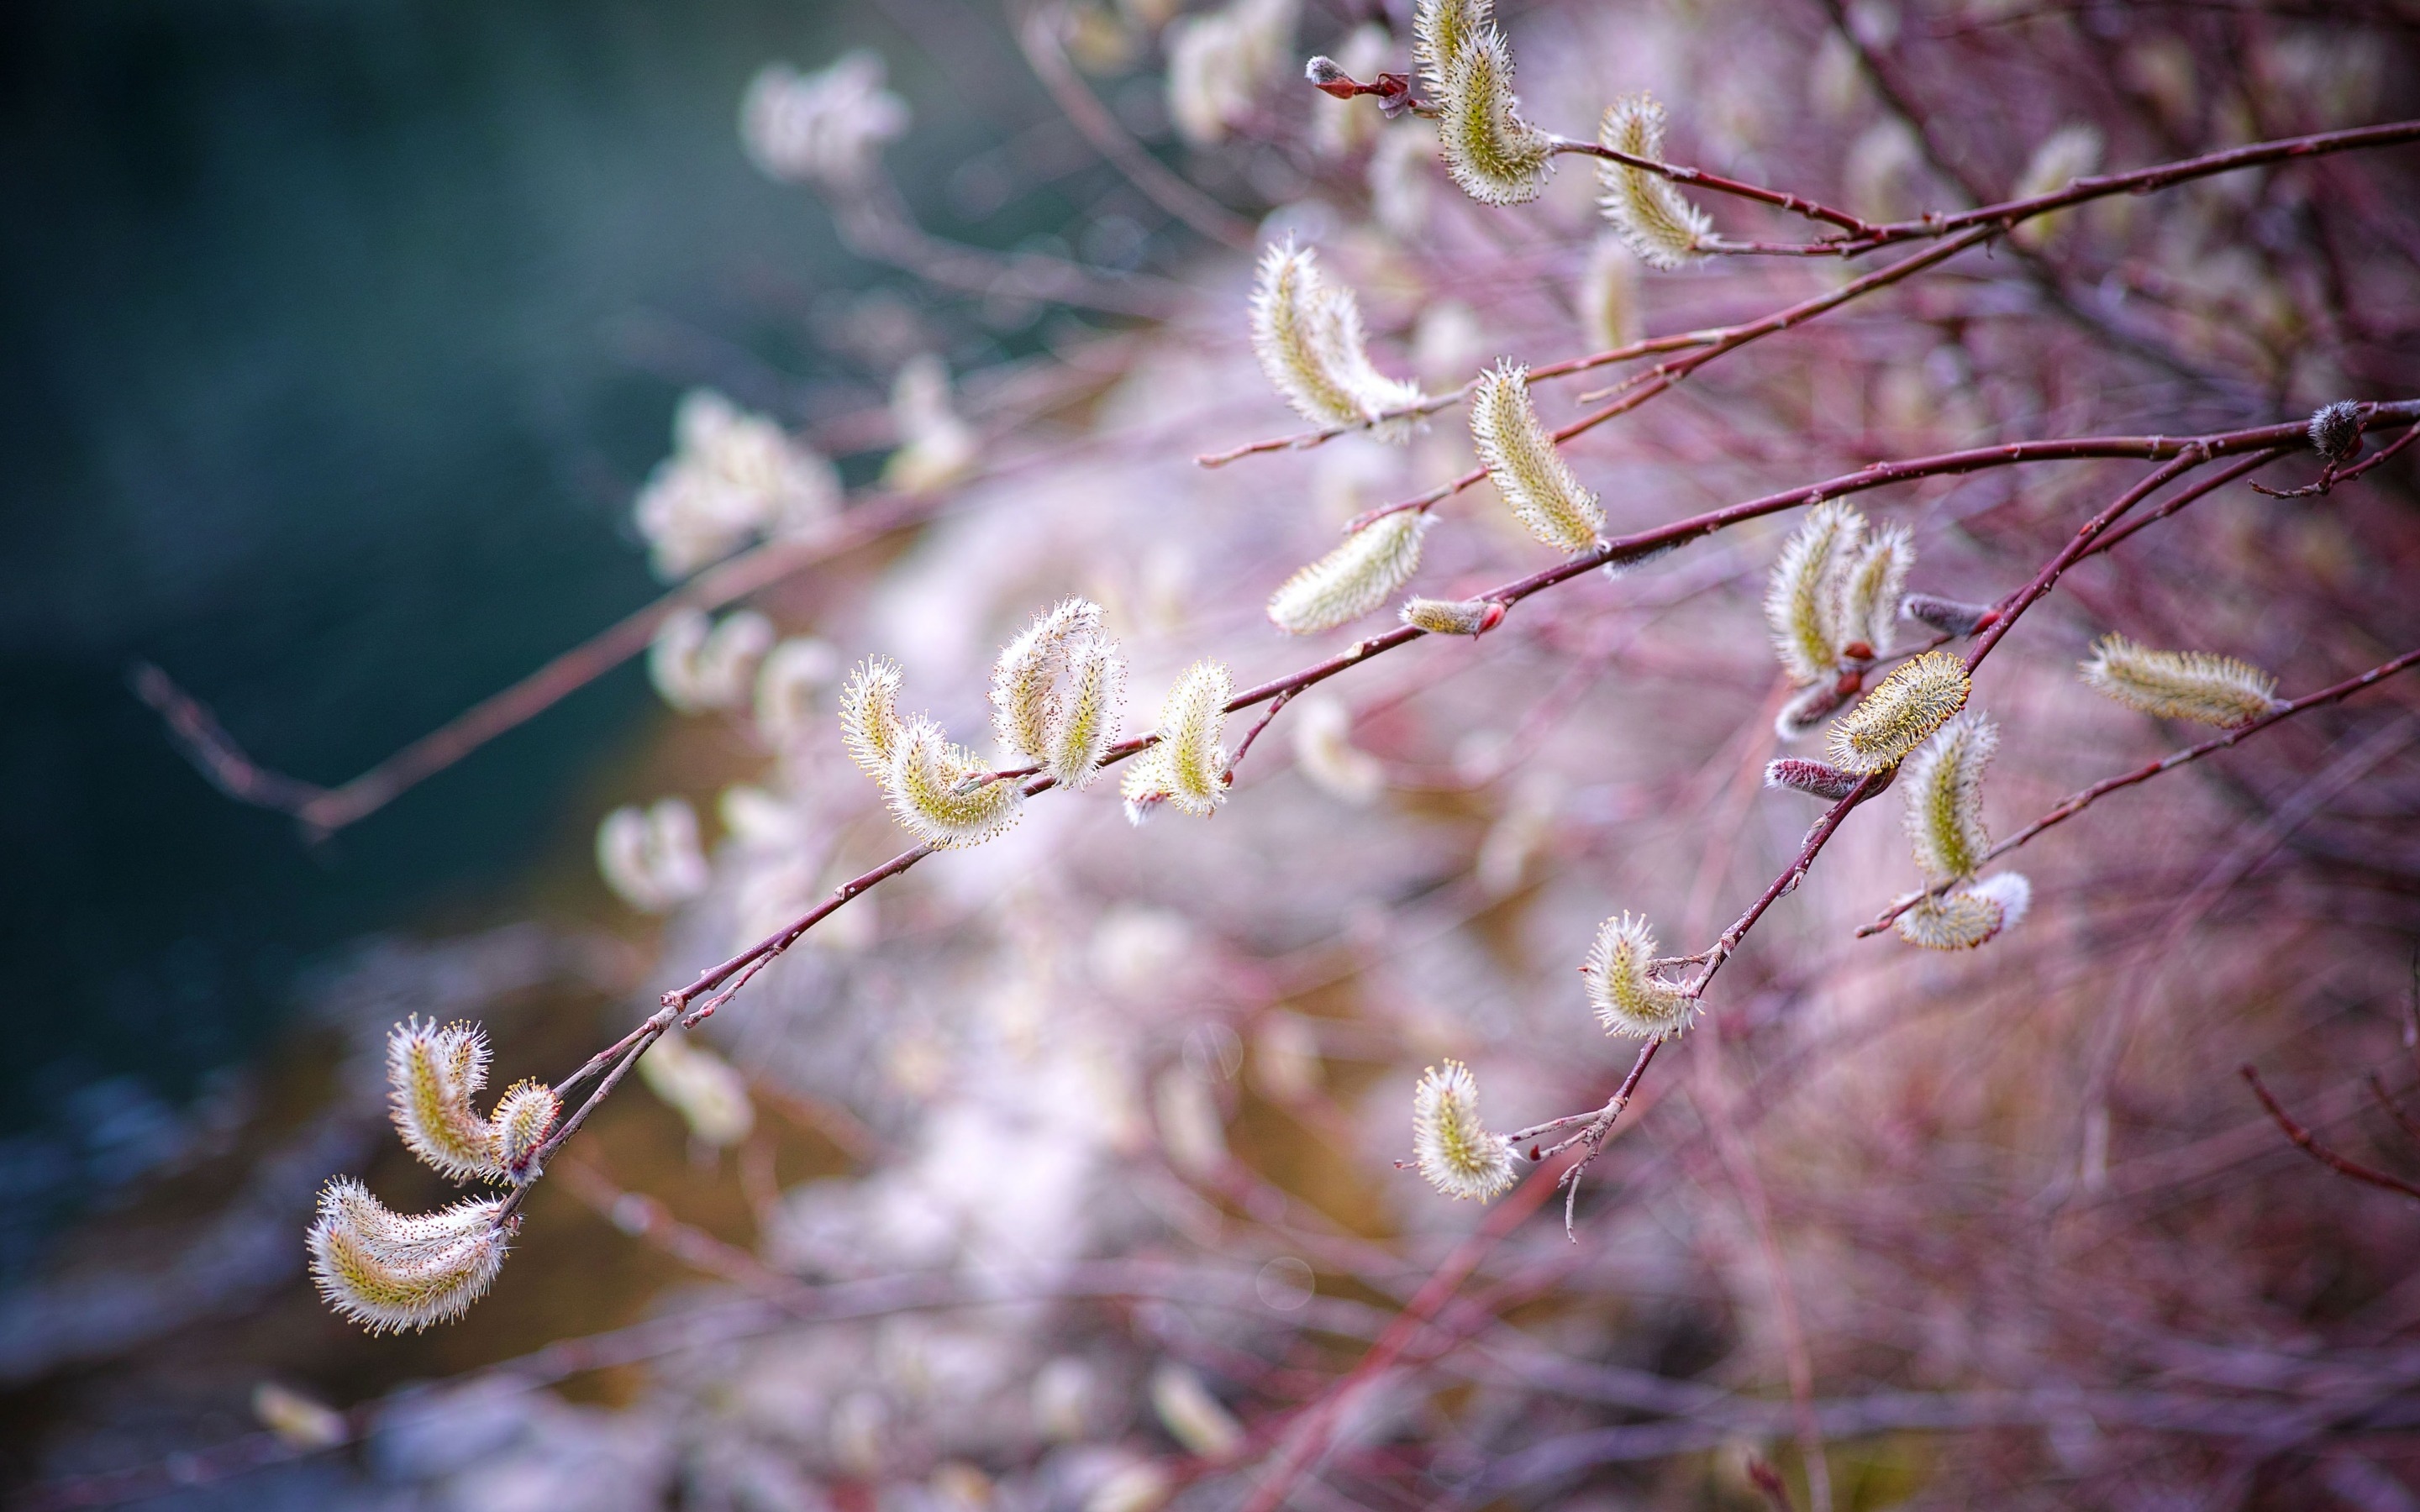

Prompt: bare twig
[{"left": 2240, "top": 1064, "right": 2420, "bottom": 1202}]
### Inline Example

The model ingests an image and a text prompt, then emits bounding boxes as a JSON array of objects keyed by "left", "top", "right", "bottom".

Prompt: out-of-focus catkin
[
  {"left": 1896, "top": 872, "right": 2031, "bottom": 950},
  {"left": 1268, "top": 512, "right": 1434, "bottom": 633},
  {"left": 2080, "top": 634, "right": 2281, "bottom": 727},
  {"left": 1249, "top": 240, "right": 1424, "bottom": 436}
]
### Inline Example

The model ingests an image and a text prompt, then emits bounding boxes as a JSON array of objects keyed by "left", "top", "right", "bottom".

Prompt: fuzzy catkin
[
  {"left": 1902, "top": 711, "right": 1996, "bottom": 881},
  {"left": 2079, "top": 634, "right": 2280, "bottom": 727},
  {"left": 1411, "top": 0, "right": 1490, "bottom": 102},
  {"left": 1400, "top": 596, "right": 1504, "bottom": 637},
  {"left": 1897, "top": 873, "right": 2031, "bottom": 950},
  {"left": 1470, "top": 360, "right": 1603, "bottom": 553},
  {"left": 490, "top": 1081, "right": 560, "bottom": 1182},
  {"left": 1828, "top": 651, "right": 1971, "bottom": 772},
  {"left": 1766, "top": 501, "right": 1865, "bottom": 686},
  {"left": 387, "top": 1019, "right": 502, "bottom": 1184},
  {"left": 1839, "top": 524, "right": 1915, "bottom": 658},
  {"left": 1765, "top": 758, "right": 1864, "bottom": 801},
  {"left": 2309, "top": 401, "right": 2363, "bottom": 462},
  {"left": 1436, "top": 29, "right": 1553, "bottom": 206},
  {"left": 1595, "top": 95, "right": 1712, "bottom": 269},
  {"left": 1268, "top": 512, "right": 1434, "bottom": 633},
  {"left": 1249, "top": 240, "right": 1424, "bottom": 435},
  {"left": 308, "top": 1181, "right": 511, "bottom": 1334},
  {"left": 840, "top": 658, "right": 907, "bottom": 776},
  {"left": 1122, "top": 661, "right": 1234, "bottom": 820},
  {"left": 1413, "top": 1060, "right": 1518, "bottom": 1200},
  {"left": 885, "top": 717, "right": 1024, "bottom": 848},
  {"left": 1582, "top": 913, "right": 1697, "bottom": 1040}
]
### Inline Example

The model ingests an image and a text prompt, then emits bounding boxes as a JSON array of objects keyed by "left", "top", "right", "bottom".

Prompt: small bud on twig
[
  {"left": 1401, "top": 596, "right": 1506, "bottom": 637},
  {"left": 1900, "top": 594, "right": 1996, "bottom": 638},
  {"left": 1765, "top": 758, "right": 1864, "bottom": 801},
  {"left": 2310, "top": 400, "right": 2364, "bottom": 464}
]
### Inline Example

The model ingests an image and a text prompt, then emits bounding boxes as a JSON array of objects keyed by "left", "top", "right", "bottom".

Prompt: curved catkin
[
  {"left": 1437, "top": 30, "right": 1554, "bottom": 207},
  {"left": 1827, "top": 650, "right": 1971, "bottom": 772},
  {"left": 1268, "top": 512, "right": 1435, "bottom": 633},
  {"left": 1765, "top": 501, "right": 1865, "bottom": 686},
  {"left": 1122, "top": 661, "right": 1234, "bottom": 819},
  {"left": 1249, "top": 240, "right": 1425, "bottom": 435},
  {"left": 840, "top": 658, "right": 907, "bottom": 776},
  {"left": 1412, "top": 0, "right": 1490, "bottom": 102},
  {"left": 387, "top": 1019, "right": 502, "bottom": 1184},
  {"left": 1470, "top": 360, "right": 1604, "bottom": 553},
  {"left": 1413, "top": 1061, "right": 1518, "bottom": 1201},
  {"left": 885, "top": 717, "right": 1024, "bottom": 848},
  {"left": 1839, "top": 523, "right": 1915, "bottom": 659},
  {"left": 2079, "top": 634, "right": 2281, "bottom": 727},
  {"left": 1401, "top": 596, "right": 1505, "bottom": 637},
  {"left": 1582, "top": 912, "right": 1697, "bottom": 1041},
  {"left": 992, "top": 598, "right": 1107, "bottom": 763},
  {"left": 1595, "top": 94, "right": 1712, "bottom": 269},
  {"left": 1047, "top": 638, "right": 1125, "bottom": 790},
  {"left": 308, "top": 1181, "right": 511, "bottom": 1334},
  {"left": 488, "top": 1081, "right": 560, "bottom": 1183},
  {"left": 1897, "top": 872, "right": 2031, "bottom": 951},
  {"left": 1902, "top": 711, "right": 1997, "bottom": 881}
]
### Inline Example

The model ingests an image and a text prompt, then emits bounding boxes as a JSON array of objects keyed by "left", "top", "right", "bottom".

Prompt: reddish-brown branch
[
  {"left": 1859, "top": 646, "right": 2420, "bottom": 936},
  {"left": 2240, "top": 1064, "right": 2420, "bottom": 1202},
  {"left": 1545, "top": 136, "right": 1879, "bottom": 237}
]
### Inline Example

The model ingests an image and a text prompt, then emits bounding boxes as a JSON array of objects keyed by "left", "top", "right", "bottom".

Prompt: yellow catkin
[
  {"left": 1470, "top": 360, "right": 1603, "bottom": 553},
  {"left": 1827, "top": 650, "right": 1971, "bottom": 772},
  {"left": 1121, "top": 661, "right": 1234, "bottom": 820},
  {"left": 884, "top": 717, "right": 1024, "bottom": 848},
  {"left": 1413, "top": 1060, "right": 1518, "bottom": 1200},
  {"left": 1595, "top": 94, "right": 1712, "bottom": 269},
  {"left": 1765, "top": 501, "right": 1865, "bottom": 686},
  {"left": 1582, "top": 912, "right": 1697, "bottom": 1040},
  {"left": 2079, "top": 634, "right": 2280, "bottom": 727},
  {"left": 1249, "top": 240, "right": 1425, "bottom": 435},
  {"left": 839, "top": 657, "right": 907, "bottom": 776},
  {"left": 1896, "top": 873, "right": 2031, "bottom": 951},
  {"left": 1437, "top": 29, "right": 1553, "bottom": 206},
  {"left": 387, "top": 1019, "right": 502, "bottom": 1184},
  {"left": 1902, "top": 711, "right": 1997, "bottom": 882},
  {"left": 488, "top": 1080, "right": 560, "bottom": 1182},
  {"left": 308, "top": 1180, "right": 511, "bottom": 1335}
]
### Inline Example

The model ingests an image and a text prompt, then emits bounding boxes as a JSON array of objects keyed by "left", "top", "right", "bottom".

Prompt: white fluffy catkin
[
  {"left": 1470, "top": 360, "right": 1603, "bottom": 553},
  {"left": 1249, "top": 240, "right": 1424, "bottom": 436},
  {"left": 1268, "top": 512, "right": 1435, "bottom": 633},
  {"left": 1595, "top": 95, "right": 1712, "bottom": 269},
  {"left": 1413, "top": 1060, "right": 1518, "bottom": 1200}
]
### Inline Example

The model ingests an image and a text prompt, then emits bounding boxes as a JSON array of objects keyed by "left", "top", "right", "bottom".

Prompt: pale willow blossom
[
  {"left": 1411, "top": 0, "right": 1491, "bottom": 102},
  {"left": 840, "top": 657, "right": 908, "bottom": 777},
  {"left": 1165, "top": 0, "right": 1297, "bottom": 147},
  {"left": 1765, "top": 501, "right": 1911, "bottom": 688},
  {"left": 1902, "top": 711, "right": 1997, "bottom": 882},
  {"left": 1582, "top": 912, "right": 1697, "bottom": 1041},
  {"left": 1828, "top": 651, "right": 1972, "bottom": 772},
  {"left": 1400, "top": 596, "right": 1504, "bottom": 637},
  {"left": 1897, "top": 871, "right": 2032, "bottom": 951},
  {"left": 1121, "top": 660, "right": 1234, "bottom": 822},
  {"left": 634, "top": 390, "right": 842, "bottom": 580},
  {"left": 1288, "top": 695, "right": 1384, "bottom": 806},
  {"left": 308, "top": 1179, "right": 512, "bottom": 1334},
  {"left": 990, "top": 597, "right": 1125, "bottom": 789},
  {"left": 754, "top": 636, "right": 842, "bottom": 748},
  {"left": 1412, "top": 1060, "right": 1518, "bottom": 1201},
  {"left": 649, "top": 607, "right": 776, "bottom": 712},
  {"left": 1578, "top": 234, "right": 1642, "bottom": 352},
  {"left": 739, "top": 50, "right": 910, "bottom": 191},
  {"left": 1248, "top": 240, "right": 1425, "bottom": 437},
  {"left": 638, "top": 1033, "right": 756, "bottom": 1147},
  {"left": 596, "top": 798, "right": 713, "bottom": 913},
  {"left": 885, "top": 717, "right": 1025, "bottom": 848},
  {"left": 1470, "top": 360, "right": 1603, "bottom": 553},
  {"left": 881, "top": 354, "right": 980, "bottom": 492},
  {"left": 2010, "top": 123, "right": 2103, "bottom": 249},
  {"left": 1267, "top": 512, "right": 1434, "bottom": 633},
  {"left": 387, "top": 1018, "right": 560, "bottom": 1184},
  {"left": 1595, "top": 94, "right": 1713, "bottom": 268},
  {"left": 2079, "top": 634, "right": 2281, "bottom": 727},
  {"left": 1435, "top": 28, "right": 1554, "bottom": 206},
  {"left": 1148, "top": 1362, "right": 1245, "bottom": 1460}
]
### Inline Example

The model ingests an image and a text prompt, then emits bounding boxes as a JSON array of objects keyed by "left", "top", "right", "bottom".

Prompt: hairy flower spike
[
  {"left": 885, "top": 717, "right": 1025, "bottom": 848},
  {"left": 1400, "top": 596, "right": 1506, "bottom": 637},
  {"left": 1436, "top": 29, "right": 1554, "bottom": 206},
  {"left": 1896, "top": 872, "right": 2031, "bottom": 950},
  {"left": 992, "top": 599, "right": 1107, "bottom": 767},
  {"left": 2079, "top": 634, "right": 2281, "bottom": 727},
  {"left": 1827, "top": 650, "right": 1971, "bottom": 772},
  {"left": 1902, "top": 711, "right": 1997, "bottom": 882},
  {"left": 1840, "top": 524, "right": 1915, "bottom": 660},
  {"left": 388, "top": 1019, "right": 502, "bottom": 1184},
  {"left": 2309, "top": 400, "right": 2363, "bottom": 463},
  {"left": 1582, "top": 912, "right": 1697, "bottom": 1041},
  {"left": 1411, "top": 0, "right": 1490, "bottom": 102},
  {"left": 1470, "top": 360, "right": 1603, "bottom": 553},
  {"left": 1595, "top": 95, "right": 1713, "bottom": 269},
  {"left": 1121, "top": 661, "right": 1234, "bottom": 820},
  {"left": 1901, "top": 594, "right": 1994, "bottom": 638},
  {"left": 1765, "top": 758, "right": 1864, "bottom": 801},
  {"left": 840, "top": 658, "right": 907, "bottom": 776},
  {"left": 1268, "top": 512, "right": 1435, "bottom": 633},
  {"left": 308, "top": 1180, "right": 511, "bottom": 1334},
  {"left": 1049, "top": 638, "right": 1126, "bottom": 790},
  {"left": 1412, "top": 1061, "right": 1518, "bottom": 1201},
  {"left": 489, "top": 1081, "right": 560, "bottom": 1182},
  {"left": 1765, "top": 501, "right": 1865, "bottom": 686},
  {"left": 1249, "top": 240, "right": 1425, "bottom": 437}
]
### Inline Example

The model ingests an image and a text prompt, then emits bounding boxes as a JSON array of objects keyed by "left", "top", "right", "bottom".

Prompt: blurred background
[{"left": 6, "top": 1, "right": 2420, "bottom": 1509}]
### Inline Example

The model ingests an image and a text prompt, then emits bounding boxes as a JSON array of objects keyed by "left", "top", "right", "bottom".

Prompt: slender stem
[
  {"left": 2240, "top": 1064, "right": 2420, "bottom": 1202},
  {"left": 1546, "top": 136, "right": 1877, "bottom": 237}
]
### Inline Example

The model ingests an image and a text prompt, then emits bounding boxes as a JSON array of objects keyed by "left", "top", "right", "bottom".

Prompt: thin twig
[{"left": 2240, "top": 1064, "right": 2420, "bottom": 1202}]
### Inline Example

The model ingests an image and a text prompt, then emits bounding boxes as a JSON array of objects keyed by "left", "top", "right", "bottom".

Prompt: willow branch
[
  {"left": 1859, "top": 646, "right": 2420, "bottom": 936},
  {"left": 2240, "top": 1064, "right": 2420, "bottom": 1202},
  {"left": 1544, "top": 135, "right": 1878, "bottom": 236}
]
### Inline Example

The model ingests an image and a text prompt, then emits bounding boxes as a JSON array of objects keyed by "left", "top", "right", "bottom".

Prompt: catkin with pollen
[
  {"left": 1582, "top": 912, "right": 1697, "bottom": 1041},
  {"left": 1827, "top": 650, "right": 1970, "bottom": 772},
  {"left": 884, "top": 717, "right": 1024, "bottom": 848},
  {"left": 308, "top": 1180, "right": 512, "bottom": 1335},
  {"left": 387, "top": 1019, "right": 502, "bottom": 1184},
  {"left": 1413, "top": 1060, "right": 1518, "bottom": 1201},
  {"left": 1902, "top": 711, "right": 1996, "bottom": 882},
  {"left": 1896, "top": 872, "right": 2031, "bottom": 951},
  {"left": 839, "top": 657, "right": 907, "bottom": 777},
  {"left": 1470, "top": 360, "right": 1603, "bottom": 553},
  {"left": 1122, "top": 660, "right": 1235, "bottom": 821}
]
